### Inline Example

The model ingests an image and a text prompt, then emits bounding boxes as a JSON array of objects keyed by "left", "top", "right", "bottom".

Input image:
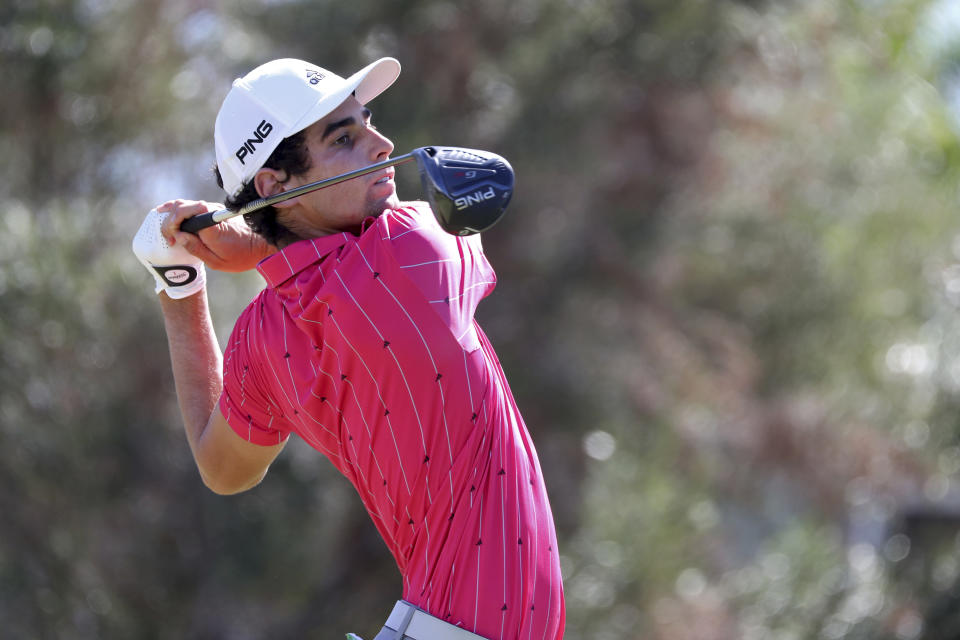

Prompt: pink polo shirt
[{"left": 219, "top": 202, "right": 564, "bottom": 640}]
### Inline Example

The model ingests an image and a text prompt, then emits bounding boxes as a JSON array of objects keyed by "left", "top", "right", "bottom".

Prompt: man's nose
[{"left": 370, "top": 128, "right": 394, "bottom": 161}]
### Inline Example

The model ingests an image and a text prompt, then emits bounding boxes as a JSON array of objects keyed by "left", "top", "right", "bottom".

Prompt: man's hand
[
  {"left": 133, "top": 208, "right": 206, "bottom": 299},
  {"left": 159, "top": 200, "right": 276, "bottom": 273}
]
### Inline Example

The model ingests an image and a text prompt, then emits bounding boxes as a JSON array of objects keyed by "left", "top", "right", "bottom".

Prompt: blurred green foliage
[{"left": 7, "top": 0, "right": 960, "bottom": 638}]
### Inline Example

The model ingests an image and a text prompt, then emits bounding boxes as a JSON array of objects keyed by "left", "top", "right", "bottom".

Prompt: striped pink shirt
[{"left": 220, "top": 202, "right": 564, "bottom": 639}]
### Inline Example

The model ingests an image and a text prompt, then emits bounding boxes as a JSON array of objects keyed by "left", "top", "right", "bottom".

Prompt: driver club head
[{"left": 413, "top": 146, "right": 514, "bottom": 236}]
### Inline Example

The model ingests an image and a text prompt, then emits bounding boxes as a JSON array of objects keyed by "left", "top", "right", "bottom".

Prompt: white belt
[{"left": 382, "top": 600, "right": 488, "bottom": 640}]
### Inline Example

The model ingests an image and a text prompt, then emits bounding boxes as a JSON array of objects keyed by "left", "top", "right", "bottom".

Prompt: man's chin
[{"left": 372, "top": 194, "right": 401, "bottom": 215}]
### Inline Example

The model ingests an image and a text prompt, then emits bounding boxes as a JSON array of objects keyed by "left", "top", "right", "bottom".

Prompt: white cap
[{"left": 214, "top": 57, "right": 401, "bottom": 197}]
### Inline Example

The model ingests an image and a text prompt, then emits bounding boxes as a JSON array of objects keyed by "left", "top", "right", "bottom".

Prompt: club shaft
[{"left": 180, "top": 152, "right": 416, "bottom": 233}]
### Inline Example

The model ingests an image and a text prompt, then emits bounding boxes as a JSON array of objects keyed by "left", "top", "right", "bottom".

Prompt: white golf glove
[{"left": 132, "top": 208, "right": 206, "bottom": 299}]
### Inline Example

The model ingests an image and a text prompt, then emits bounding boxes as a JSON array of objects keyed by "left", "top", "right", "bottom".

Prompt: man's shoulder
[
  {"left": 387, "top": 200, "right": 432, "bottom": 223},
  {"left": 380, "top": 200, "right": 487, "bottom": 255},
  {"left": 395, "top": 200, "right": 430, "bottom": 211}
]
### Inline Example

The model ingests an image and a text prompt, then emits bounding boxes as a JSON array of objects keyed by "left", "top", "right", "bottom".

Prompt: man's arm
[
  {"left": 159, "top": 199, "right": 277, "bottom": 273},
  {"left": 160, "top": 291, "right": 285, "bottom": 495}
]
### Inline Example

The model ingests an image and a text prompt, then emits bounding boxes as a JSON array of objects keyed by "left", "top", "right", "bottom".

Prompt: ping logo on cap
[
  {"left": 306, "top": 69, "right": 326, "bottom": 85},
  {"left": 235, "top": 119, "right": 274, "bottom": 165}
]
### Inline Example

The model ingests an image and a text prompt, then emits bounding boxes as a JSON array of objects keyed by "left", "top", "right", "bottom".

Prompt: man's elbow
[{"left": 198, "top": 468, "right": 265, "bottom": 495}]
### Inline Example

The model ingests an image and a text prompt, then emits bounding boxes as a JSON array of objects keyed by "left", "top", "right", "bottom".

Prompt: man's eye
[{"left": 334, "top": 133, "right": 351, "bottom": 146}]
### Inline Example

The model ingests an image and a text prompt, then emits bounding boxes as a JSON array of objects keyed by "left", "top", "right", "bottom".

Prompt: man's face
[{"left": 282, "top": 96, "right": 398, "bottom": 235}]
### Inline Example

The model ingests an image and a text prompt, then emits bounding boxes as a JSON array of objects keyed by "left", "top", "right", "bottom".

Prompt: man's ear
[{"left": 253, "top": 168, "right": 296, "bottom": 208}]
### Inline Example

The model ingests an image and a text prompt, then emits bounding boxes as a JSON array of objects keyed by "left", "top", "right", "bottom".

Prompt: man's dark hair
[{"left": 213, "top": 130, "right": 311, "bottom": 247}]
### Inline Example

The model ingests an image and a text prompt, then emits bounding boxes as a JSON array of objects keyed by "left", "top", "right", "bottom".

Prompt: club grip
[{"left": 179, "top": 212, "right": 218, "bottom": 234}]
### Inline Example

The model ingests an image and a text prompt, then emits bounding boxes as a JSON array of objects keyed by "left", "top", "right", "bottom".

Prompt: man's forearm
[{"left": 159, "top": 290, "right": 222, "bottom": 460}]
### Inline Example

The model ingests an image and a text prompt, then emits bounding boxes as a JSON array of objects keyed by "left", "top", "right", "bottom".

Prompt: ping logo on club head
[
  {"left": 454, "top": 187, "right": 498, "bottom": 210},
  {"left": 235, "top": 119, "right": 274, "bottom": 165},
  {"left": 156, "top": 266, "right": 198, "bottom": 287}
]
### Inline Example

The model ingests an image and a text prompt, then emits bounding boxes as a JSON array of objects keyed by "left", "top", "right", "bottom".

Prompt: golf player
[{"left": 133, "top": 57, "right": 565, "bottom": 640}]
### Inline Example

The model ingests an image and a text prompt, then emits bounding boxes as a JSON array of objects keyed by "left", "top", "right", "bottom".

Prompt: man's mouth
[{"left": 374, "top": 169, "right": 395, "bottom": 185}]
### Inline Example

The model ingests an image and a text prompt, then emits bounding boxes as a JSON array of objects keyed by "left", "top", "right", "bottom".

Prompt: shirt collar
[{"left": 256, "top": 232, "right": 352, "bottom": 289}]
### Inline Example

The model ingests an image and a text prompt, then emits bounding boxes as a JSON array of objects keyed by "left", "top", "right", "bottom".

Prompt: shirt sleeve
[{"left": 219, "top": 297, "right": 292, "bottom": 446}]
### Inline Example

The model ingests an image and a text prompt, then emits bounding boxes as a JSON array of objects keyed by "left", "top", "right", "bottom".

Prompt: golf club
[{"left": 179, "top": 146, "right": 514, "bottom": 236}]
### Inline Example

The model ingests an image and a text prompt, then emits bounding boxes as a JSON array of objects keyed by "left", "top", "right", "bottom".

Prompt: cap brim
[
  {"left": 287, "top": 57, "right": 401, "bottom": 136},
  {"left": 351, "top": 57, "right": 401, "bottom": 104}
]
